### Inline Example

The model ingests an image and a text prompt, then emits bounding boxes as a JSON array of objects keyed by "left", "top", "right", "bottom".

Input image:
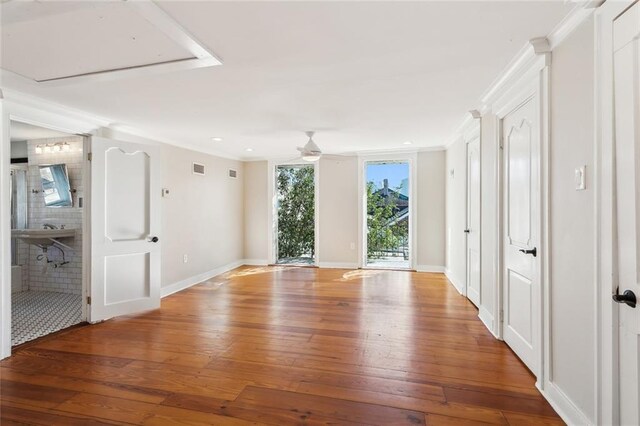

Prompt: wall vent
[
  {"left": 192, "top": 162, "right": 205, "bottom": 175},
  {"left": 228, "top": 169, "right": 237, "bottom": 179}
]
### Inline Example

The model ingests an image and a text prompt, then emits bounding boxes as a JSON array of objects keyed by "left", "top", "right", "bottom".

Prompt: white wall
[
  {"left": 462, "top": 16, "right": 598, "bottom": 424},
  {"left": 318, "top": 155, "right": 359, "bottom": 267},
  {"left": 417, "top": 150, "right": 446, "bottom": 270},
  {"left": 242, "top": 152, "right": 447, "bottom": 269},
  {"left": 160, "top": 144, "right": 244, "bottom": 288},
  {"left": 445, "top": 137, "right": 467, "bottom": 292},
  {"left": 547, "top": 16, "right": 596, "bottom": 421},
  {"left": 243, "top": 160, "right": 269, "bottom": 263},
  {"left": 101, "top": 129, "right": 245, "bottom": 290}
]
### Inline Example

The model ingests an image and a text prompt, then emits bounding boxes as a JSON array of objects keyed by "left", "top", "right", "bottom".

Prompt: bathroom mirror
[{"left": 39, "top": 164, "right": 73, "bottom": 207}]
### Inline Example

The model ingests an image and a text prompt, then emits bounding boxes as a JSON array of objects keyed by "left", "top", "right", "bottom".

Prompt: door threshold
[{"left": 269, "top": 263, "right": 318, "bottom": 268}]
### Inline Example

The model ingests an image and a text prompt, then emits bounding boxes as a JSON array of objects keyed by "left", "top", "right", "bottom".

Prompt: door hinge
[
  {"left": 87, "top": 296, "right": 91, "bottom": 305},
  {"left": 87, "top": 152, "right": 93, "bottom": 161},
  {"left": 499, "top": 310, "right": 504, "bottom": 322}
]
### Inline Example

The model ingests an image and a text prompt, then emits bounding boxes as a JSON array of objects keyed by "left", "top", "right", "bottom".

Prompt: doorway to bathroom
[{"left": 9, "top": 120, "right": 88, "bottom": 346}]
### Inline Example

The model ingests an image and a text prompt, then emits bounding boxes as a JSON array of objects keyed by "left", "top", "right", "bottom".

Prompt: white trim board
[
  {"left": 444, "top": 268, "right": 465, "bottom": 295},
  {"left": 242, "top": 259, "right": 270, "bottom": 266},
  {"left": 478, "top": 306, "right": 498, "bottom": 338},
  {"left": 539, "top": 382, "right": 593, "bottom": 426},
  {"left": 160, "top": 260, "right": 244, "bottom": 298},
  {"left": 0, "top": 101, "right": 11, "bottom": 359},
  {"left": 416, "top": 265, "right": 445, "bottom": 273}
]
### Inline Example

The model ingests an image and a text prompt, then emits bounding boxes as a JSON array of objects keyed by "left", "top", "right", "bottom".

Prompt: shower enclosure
[{"left": 10, "top": 167, "right": 28, "bottom": 265}]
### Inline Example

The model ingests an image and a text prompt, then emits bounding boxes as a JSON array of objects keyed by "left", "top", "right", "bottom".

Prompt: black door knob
[
  {"left": 612, "top": 289, "right": 636, "bottom": 308},
  {"left": 519, "top": 247, "right": 537, "bottom": 257},
  {"left": 148, "top": 236, "right": 159, "bottom": 243},
  {"left": 464, "top": 229, "right": 470, "bottom": 233}
]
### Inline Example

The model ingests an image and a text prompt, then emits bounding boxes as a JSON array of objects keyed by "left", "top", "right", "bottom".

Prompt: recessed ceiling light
[
  {"left": 403, "top": 141, "right": 413, "bottom": 145},
  {"left": 212, "top": 137, "right": 223, "bottom": 142},
  {"left": 245, "top": 148, "right": 253, "bottom": 152}
]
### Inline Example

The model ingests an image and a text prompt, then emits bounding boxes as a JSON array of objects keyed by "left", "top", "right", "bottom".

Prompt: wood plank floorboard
[{"left": 0, "top": 266, "right": 563, "bottom": 425}]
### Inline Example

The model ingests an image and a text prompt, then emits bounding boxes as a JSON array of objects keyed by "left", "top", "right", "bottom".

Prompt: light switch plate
[{"left": 575, "top": 166, "right": 586, "bottom": 191}]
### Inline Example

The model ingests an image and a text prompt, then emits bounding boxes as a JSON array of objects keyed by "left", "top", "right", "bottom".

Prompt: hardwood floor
[{"left": 0, "top": 266, "right": 563, "bottom": 425}]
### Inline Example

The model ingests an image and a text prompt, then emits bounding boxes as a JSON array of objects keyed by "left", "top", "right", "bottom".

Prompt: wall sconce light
[{"left": 35, "top": 142, "right": 71, "bottom": 154}]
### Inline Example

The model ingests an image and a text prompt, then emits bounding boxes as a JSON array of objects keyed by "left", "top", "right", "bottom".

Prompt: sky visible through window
[{"left": 366, "top": 162, "right": 409, "bottom": 194}]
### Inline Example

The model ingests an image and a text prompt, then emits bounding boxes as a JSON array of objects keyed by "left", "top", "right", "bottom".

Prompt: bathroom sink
[{"left": 11, "top": 228, "right": 76, "bottom": 249}]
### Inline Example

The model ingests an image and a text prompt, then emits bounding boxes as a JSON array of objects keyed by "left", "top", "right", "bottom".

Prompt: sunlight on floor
[
  {"left": 336, "top": 269, "right": 385, "bottom": 282},
  {"left": 223, "top": 266, "right": 292, "bottom": 279}
]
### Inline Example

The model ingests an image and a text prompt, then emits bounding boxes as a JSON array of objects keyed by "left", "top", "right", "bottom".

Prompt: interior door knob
[
  {"left": 519, "top": 247, "right": 537, "bottom": 257},
  {"left": 148, "top": 236, "right": 159, "bottom": 243},
  {"left": 612, "top": 289, "right": 636, "bottom": 308}
]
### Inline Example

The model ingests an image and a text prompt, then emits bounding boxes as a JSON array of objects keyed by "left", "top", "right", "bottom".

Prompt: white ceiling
[
  {"left": 0, "top": 1, "right": 573, "bottom": 159},
  {"left": 10, "top": 121, "right": 73, "bottom": 142}
]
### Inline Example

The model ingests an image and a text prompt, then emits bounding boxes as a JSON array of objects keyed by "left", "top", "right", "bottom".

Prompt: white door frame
[
  {"left": 357, "top": 152, "right": 418, "bottom": 270},
  {"left": 266, "top": 158, "right": 320, "bottom": 265},
  {"left": 492, "top": 47, "right": 550, "bottom": 387},
  {"left": 595, "top": 1, "right": 637, "bottom": 424},
  {"left": 464, "top": 118, "right": 481, "bottom": 306},
  {"left": 0, "top": 93, "right": 102, "bottom": 359}
]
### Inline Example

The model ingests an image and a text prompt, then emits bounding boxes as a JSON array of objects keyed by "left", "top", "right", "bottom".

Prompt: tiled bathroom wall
[{"left": 15, "top": 136, "right": 85, "bottom": 294}]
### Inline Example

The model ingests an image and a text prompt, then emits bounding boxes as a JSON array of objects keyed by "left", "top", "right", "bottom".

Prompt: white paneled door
[
  {"left": 90, "top": 137, "right": 161, "bottom": 322},
  {"left": 614, "top": 2, "right": 640, "bottom": 424},
  {"left": 466, "top": 136, "right": 481, "bottom": 307},
  {"left": 502, "top": 95, "right": 540, "bottom": 373}
]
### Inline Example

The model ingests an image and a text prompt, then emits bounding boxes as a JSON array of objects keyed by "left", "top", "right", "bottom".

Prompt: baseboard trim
[
  {"left": 317, "top": 262, "right": 359, "bottom": 269},
  {"left": 444, "top": 268, "right": 465, "bottom": 295},
  {"left": 242, "top": 259, "right": 269, "bottom": 266},
  {"left": 538, "top": 381, "right": 592, "bottom": 426},
  {"left": 478, "top": 306, "right": 499, "bottom": 338},
  {"left": 161, "top": 260, "right": 244, "bottom": 298},
  {"left": 416, "top": 265, "right": 445, "bottom": 273}
]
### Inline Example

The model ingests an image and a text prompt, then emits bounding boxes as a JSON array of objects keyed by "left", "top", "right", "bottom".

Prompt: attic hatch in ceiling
[{"left": 0, "top": 0, "right": 221, "bottom": 84}]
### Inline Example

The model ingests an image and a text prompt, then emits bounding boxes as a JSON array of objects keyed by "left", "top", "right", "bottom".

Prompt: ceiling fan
[{"left": 297, "top": 131, "right": 322, "bottom": 162}]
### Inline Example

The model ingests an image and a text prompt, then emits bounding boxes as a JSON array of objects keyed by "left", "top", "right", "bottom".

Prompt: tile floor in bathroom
[{"left": 11, "top": 291, "right": 83, "bottom": 346}]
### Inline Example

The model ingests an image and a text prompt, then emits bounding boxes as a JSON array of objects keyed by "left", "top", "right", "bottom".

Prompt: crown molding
[
  {"left": 479, "top": 1, "right": 597, "bottom": 110},
  {"left": 2, "top": 88, "right": 242, "bottom": 161},
  {"left": 439, "top": 0, "right": 602, "bottom": 146}
]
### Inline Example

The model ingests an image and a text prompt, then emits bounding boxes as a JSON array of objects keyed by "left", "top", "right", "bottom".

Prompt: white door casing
[
  {"left": 266, "top": 158, "right": 320, "bottom": 266},
  {"left": 357, "top": 152, "right": 417, "bottom": 270},
  {"left": 466, "top": 136, "right": 481, "bottom": 307},
  {"left": 501, "top": 93, "right": 540, "bottom": 375},
  {"left": 90, "top": 137, "right": 161, "bottom": 322},
  {"left": 613, "top": 2, "right": 640, "bottom": 424}
]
